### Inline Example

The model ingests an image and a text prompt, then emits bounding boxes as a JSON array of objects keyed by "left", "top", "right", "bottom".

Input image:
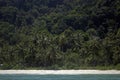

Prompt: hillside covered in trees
[{"left": 0, "top": 0, "right": 120, "bottom": 69}]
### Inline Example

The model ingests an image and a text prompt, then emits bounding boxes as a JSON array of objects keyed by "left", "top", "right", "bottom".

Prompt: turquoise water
[{"left": 0, "top": 74, "right": 120, "bottom": 80}]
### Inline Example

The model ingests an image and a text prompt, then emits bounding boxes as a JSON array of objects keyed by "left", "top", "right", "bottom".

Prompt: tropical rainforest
[{"left": 0, "top": 0, "right": 120, "bottom": 69}]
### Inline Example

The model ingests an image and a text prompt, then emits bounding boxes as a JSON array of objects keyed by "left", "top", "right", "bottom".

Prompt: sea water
[{"left": 0, "top": 74, "right": 120, "bottom": 80}]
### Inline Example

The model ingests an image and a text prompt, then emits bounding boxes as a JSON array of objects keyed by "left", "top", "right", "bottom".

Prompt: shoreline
[{"left": 0, "top": 70, "right": 120, "bottom": 75}]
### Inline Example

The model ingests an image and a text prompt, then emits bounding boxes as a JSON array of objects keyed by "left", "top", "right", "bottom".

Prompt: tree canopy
[{"left": 0, "top": 0, "right": 120, "bottom": 69}]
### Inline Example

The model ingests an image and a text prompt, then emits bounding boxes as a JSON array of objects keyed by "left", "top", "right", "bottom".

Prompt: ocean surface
[{"left": 0, "top": 74, "right": 120, "bottom": 80}]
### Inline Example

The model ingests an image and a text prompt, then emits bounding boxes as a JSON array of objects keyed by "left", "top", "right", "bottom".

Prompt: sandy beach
[{"left": 0, "top": 70, "right": 120, "bottom": 75}]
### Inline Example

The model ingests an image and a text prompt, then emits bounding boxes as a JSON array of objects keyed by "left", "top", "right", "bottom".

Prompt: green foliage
[{"left": 0, "top": 0, "right": 120, "bottom": 69}]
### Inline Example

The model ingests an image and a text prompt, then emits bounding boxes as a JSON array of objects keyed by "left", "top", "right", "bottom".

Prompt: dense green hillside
[{"left": 0, "top": 0, "right": 120, "bottom": 69}]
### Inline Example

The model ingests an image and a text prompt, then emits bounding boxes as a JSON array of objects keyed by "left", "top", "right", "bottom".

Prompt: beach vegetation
[{"left": 0, "top": 0, "right": 120, "bottom": 70}]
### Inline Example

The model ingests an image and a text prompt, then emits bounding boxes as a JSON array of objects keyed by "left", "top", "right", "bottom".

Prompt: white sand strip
[{"left": 0, "top": 70, "right": 120, "bottom": 75}]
